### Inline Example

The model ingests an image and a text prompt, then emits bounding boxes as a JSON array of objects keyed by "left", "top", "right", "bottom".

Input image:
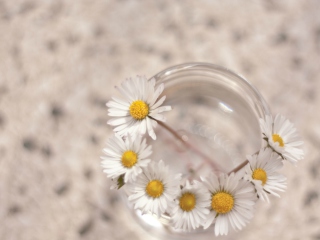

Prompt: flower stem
[
  {"left": 153, "top": 118, "right": 223, "bottom": 173},
  {"left": 227, "top": 160, "right": 248, "bottom": 175},
  {"left": 228, "top": 148, "right": 264, "bottom": 175}
]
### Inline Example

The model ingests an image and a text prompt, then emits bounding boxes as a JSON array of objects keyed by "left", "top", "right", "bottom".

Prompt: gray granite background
[{"left": 1, "top": 0, "right": 320, "bottom": 239}]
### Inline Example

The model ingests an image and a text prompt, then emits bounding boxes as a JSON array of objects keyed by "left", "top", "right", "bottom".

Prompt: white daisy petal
[
  {"left": 149, "top": 113, "right": 166, "bottom": 122},
  {"left": 111, "top": 96, "right": 131, "bottom": 106},
  {"left": 107, "top": 110, "right": 129, "bottom": 117},
  {"left": 155, "top": 105, "right": 172, "bottom": 113},
  {"left": 149, "top": 83, "right": 164, "bottom": 106},
  {"left": 106, "top": 101, "right": 129, "bottom": 111},
  {"left": 107, "top": 116, "right": 131, "bottom": 126},
  {"left": 150, "top": 95, "right": 166, "bottom": 111},
  {"left": 146, "top": 117, "right": 156, "bottom": 140}
]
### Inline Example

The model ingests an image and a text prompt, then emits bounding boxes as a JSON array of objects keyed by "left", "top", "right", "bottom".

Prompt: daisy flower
[
  {"left": 107, "top": 76, "right": 172, "bottom": 140},
  {"left": 201, "top": 173, "right": 256, "bottom": 236},
  {"left": 128, "top": 160, "right": 181, "bottom": 217},
  {"left": 101, "top": 134, "right": 151, "bottom": 183},
  {"left": 171, "top": 180, "right": 210, "bottom": 231},
  {"left": 244, "top": 148, "right": 287, "bottom": 202},
  {"left": 259, "top": 114, "right": 304, "bottom": 164}
]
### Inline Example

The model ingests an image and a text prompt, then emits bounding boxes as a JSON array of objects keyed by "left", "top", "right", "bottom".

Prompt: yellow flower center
[
  {"left": 121, "top": 150, "right": 137, "bottom": 168},
  {"left": 179, "top": 192, "right": 196, "bottom": 212},
  {"left": 252, "top": 168, "right": 268, "bottom": 185},
  {"left": 146, "top": 180, "right": 164, "bottom": 198},
  {"left": 129, "top": 100, "right": 149, "bottom": 120},
  {"left": 211, "top": 192, "right": 234, "bottom": 214},
  {"left": 272, "top": 134, "right": 284, "bottom": 147}
]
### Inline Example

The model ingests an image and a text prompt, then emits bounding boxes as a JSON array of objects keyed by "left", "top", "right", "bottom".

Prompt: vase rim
[{"left": 152, "top": 62, "right": 271, "bottom": 117}]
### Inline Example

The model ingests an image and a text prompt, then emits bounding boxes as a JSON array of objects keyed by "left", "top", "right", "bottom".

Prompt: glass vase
[{"left": 119, "top": 62, "right": 270, "bottom": 239}]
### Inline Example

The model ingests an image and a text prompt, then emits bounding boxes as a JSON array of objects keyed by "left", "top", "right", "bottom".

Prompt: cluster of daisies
[{"left": 101, "top": 76, "right": 304, "bottom": 236}]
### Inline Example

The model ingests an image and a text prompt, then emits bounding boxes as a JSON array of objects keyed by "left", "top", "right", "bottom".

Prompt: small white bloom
[
  {"left": 202, "top": 173, "right": 256, "bottom": 236},
  {"left": 171, "top": 180, "right": 210, "bottom": 231},
  {"left": 101, "top": 134, "right": 151, "bottom": 183},
  {"left": 244, "top": 148, "right": 287, "bottom": 202},
  {"left": 107, "top": 76, "right": 172, "bottom": 140},
  {"left": 128, "top": 160, "right": 181, "bottom": 217},
  {"left": 259, "top": 114, "right": 304, "bottom": 164}
]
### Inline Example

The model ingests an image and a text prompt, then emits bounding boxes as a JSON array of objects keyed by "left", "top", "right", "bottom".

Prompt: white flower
[
  {"left": 171, "top": 180, "right": 210, "bottom": 231},
  {"left": 259, "top": 114, "right": 304, "bottom": 164},
  {"left": 101, "top": 134, "right": 151, "bottom": 183},
  {"left": 128, "top": 160, "right": 181, "bottom": 217},
  {"left": 244, "top": 148, "right": 287, "bottom": 202},
  {"left": 201, "top": 173, "right": 256, "bottom": 236},
  {"left": 107, "top": 76, "right": 172, "bottom": 140}
]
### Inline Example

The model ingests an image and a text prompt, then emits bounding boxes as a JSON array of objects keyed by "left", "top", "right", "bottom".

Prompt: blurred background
[{"left": 1, "top": 0, "right": 320, "bottom": 239}]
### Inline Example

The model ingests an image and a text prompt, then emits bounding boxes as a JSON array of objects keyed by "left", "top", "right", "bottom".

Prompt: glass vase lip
[{"left": 151, "top": 62, "right": 271, "bottom": 117}]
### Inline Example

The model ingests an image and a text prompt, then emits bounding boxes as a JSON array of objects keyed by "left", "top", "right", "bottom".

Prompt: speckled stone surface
[{"left": 1, "top": 1, "right": 320, "bottom": 240}]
